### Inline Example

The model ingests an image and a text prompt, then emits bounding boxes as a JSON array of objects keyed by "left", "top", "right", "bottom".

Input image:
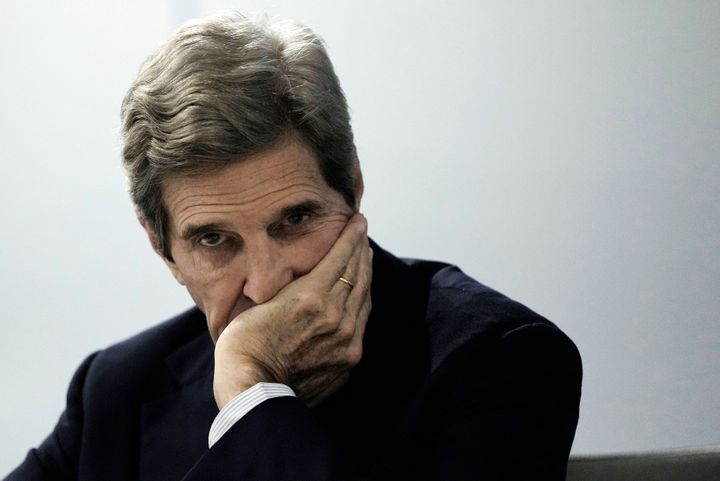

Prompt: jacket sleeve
[
  {"left": 181, "top": 395, "right": 360, "bottom": 480},
  {"left": 4, "top": 353, "right": 98, "bottom": 481},
  {"left": 181, "top": 323, "right": 581, "bottom": 481}
]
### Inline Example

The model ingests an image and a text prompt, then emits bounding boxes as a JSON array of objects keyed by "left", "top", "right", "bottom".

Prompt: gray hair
[{"left": 121, "top": 12, "right": 357, "bottom": 259}]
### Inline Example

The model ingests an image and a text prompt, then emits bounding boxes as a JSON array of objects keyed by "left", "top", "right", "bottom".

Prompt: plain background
[{"left": 1, "top": 0, "right": 718, "bottom": 474}]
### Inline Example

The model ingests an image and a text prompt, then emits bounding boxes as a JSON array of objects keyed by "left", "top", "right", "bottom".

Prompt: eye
[
  {"left": 285, "top": 211, "right": 311, "bottom": 226},
  {"left": 198, "top": 232, "right": 227, "bottom": 247}
]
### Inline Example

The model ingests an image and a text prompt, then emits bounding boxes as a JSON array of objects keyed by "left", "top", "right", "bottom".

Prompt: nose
[{"left": 242, "top": 239, "right": 293, "bottom": 305}]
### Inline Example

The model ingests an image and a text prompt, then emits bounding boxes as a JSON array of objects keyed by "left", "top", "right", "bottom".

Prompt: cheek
[
  {"left": 176, "top": 254, "right": 229, "bottom": 301},
  {"left": 175, "top": 256, "right": 244, "bottom": 340}
]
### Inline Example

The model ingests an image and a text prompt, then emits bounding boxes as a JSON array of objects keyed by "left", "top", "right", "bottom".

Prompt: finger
[
  {"left": 346, "top": 278, "right": 371, "bottom": 351},
  {"left": 343, "top": 297, "right": 370, "bottom": 370},
  {"left": 329, "top": 233, "right": 365, "bottom": 300},
  {"left": 309, "top": 213, "right": 367, "bottom": 290},
  {"left": 354, "top": 287, "right": 372, "bottom": 342},
  {"left": 344, "top": 244, "right": 372, "bottom": 319},
  {"left": 345, "top": 288, "right": 371, "bottom": 368},
  {"left": 293, "top": 238, "right": 365, "bottom": 338}
]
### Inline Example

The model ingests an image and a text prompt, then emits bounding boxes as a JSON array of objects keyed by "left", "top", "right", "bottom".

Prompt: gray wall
[{"left": 2, "top": 0, "right": 718, "bottom": 474}]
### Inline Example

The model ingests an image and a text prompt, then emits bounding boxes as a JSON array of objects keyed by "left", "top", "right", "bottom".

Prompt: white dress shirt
[{"left": 208, "top": 382, "right": 296, "bottom": 447}]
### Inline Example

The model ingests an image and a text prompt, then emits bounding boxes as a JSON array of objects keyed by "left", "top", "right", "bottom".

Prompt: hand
[{"left": 213, "top": 214, "right": 372, "bottom": 409}]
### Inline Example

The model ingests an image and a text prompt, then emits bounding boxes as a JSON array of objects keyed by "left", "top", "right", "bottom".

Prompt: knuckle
[
  {"left": 317, "top": 303, "right": 342, "bottom": 332},
  {"left": 337, "top": 318, "right": 356, "bottom": 340},
  {"left": 293, "top": 291, "right": 324, "bottom": 316},
  {"left": 345, "top": 342, "right": 363, "bottom": 367}
]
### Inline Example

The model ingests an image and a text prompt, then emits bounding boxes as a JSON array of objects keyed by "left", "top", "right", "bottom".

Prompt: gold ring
[{"left": 338, "top": 276, "right": 354, "bottom": 288}]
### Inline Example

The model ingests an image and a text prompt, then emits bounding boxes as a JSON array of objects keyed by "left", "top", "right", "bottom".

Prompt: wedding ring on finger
[{"left": 338, "top": 276, "right": 355, "bottom": 289}]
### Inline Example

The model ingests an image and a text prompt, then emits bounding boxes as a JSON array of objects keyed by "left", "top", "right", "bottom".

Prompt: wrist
[{"left": 213, "top": 353, "right": 283, "bottom": 409}]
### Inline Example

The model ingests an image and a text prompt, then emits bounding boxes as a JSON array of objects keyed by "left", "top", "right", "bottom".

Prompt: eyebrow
[
  {"left": 277, "top": 200, "right": 323, "bottom": 220},
  {"left": 177, "top": 199, "right": 324, "bottom": 240}
]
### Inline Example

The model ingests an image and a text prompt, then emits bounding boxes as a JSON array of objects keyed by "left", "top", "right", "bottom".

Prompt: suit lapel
[{"left": 139, "top": 331, "right": 219, "bottom": 481}]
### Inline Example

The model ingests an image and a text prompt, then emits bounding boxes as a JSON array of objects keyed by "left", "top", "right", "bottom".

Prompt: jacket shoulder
[
  {"left": 97, "top": 306, "right": 206, "bottom": 363},
  {"left": 405, "top": 260, "right": 570, "bottom": 371},
  {"left": 83, "top": 307, "right": 210, "bottom": 401}
]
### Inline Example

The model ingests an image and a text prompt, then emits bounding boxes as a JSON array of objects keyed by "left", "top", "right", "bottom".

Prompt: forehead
[{"left": 161, "top": 138, "right": 333, "bottom": 230}]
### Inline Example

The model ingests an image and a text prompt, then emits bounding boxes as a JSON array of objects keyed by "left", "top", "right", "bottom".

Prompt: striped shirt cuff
[{"left": 208, "top": 382, "right": 296, "bottom": 447}]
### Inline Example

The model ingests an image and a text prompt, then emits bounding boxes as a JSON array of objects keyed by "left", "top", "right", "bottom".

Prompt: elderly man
[{"left": 7, "top": 12, "right": 581, "bottom": 481}]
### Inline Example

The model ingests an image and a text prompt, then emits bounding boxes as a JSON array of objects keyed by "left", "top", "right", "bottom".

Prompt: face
[{"left": 150, "top": 137, "right": 359, "bottom": 343}]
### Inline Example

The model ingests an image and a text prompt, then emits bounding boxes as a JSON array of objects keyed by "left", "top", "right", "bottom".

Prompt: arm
[
  {"left": 5, "top": 216, "right": 371, "bottom": 481},
  {"left": 183, "top": 322, "right": 580, "bottom": 481},
  {"left": 4, "top": 353, "right": 98, "bottom": 481},
  {"left": 183, "top": 396, "right": 358, "bottom": 480},
  {"left": 181, "top": 214, "right": 371, "bottom": 480},
  {"left": 420, "top": 323, "right": 582, "bottom": 481},
  {"left": 188, "top": 207, "right": 581, "bottom": 480},
  {"left": 212, "top": 214, "right": 372, "bottom": 410}
]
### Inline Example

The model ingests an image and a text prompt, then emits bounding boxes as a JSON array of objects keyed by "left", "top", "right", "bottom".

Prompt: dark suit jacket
[{"left": 7, "top": 243, "right": 582, "bottom": 480}]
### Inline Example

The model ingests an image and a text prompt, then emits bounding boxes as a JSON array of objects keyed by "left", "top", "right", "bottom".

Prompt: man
[{"left": 6, "top": 12, "right": 581, "bottom": 481}]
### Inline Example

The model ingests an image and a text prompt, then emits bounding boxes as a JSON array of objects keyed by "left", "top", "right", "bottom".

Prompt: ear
[{"left": 139, "top": 217, "right": 186, "bottom": 286}]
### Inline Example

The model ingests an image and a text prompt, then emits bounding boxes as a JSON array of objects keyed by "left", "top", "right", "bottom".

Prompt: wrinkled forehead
[{"left": 160, "top": 138, "right": 335, "bottom": 231}]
